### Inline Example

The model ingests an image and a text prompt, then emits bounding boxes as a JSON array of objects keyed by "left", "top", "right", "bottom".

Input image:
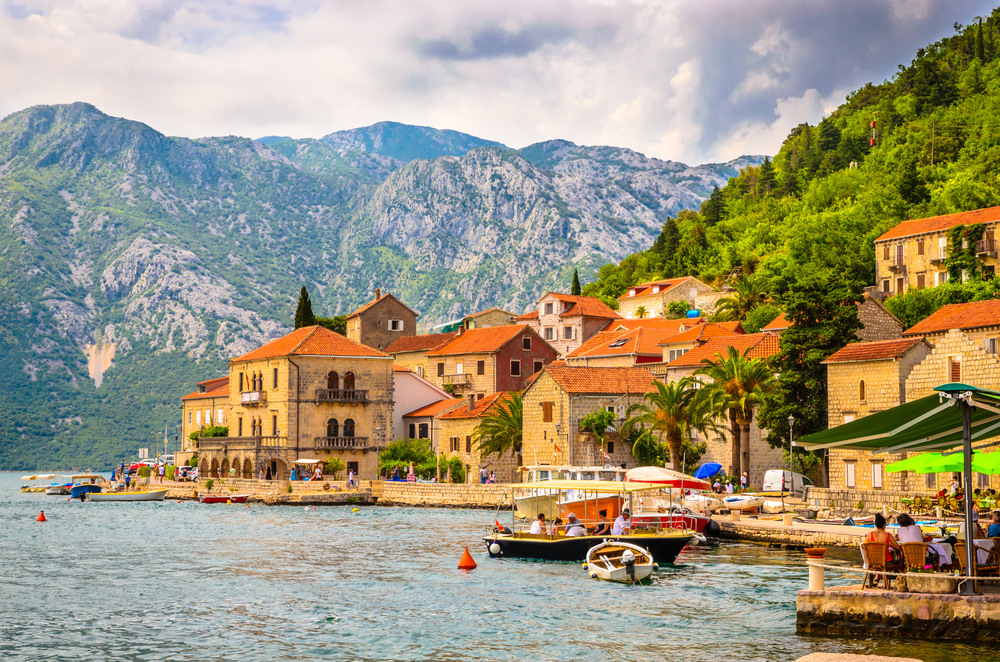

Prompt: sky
[{"left": 0, "top": 0, "right": 996, "bottom": 165}]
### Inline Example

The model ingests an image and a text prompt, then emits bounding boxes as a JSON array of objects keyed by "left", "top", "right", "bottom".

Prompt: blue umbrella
[{"left": 693, "top": 462, "right": 722, "bottom": 479}]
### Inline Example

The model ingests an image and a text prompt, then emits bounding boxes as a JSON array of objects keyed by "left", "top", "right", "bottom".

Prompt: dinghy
[
  {"left": 722, "top": 494, "right": 765, "bottom": 512},
  {"left": 585, "top": 541, "right": 656, "bottom": 584},
  {"left": 198, "top": 494, "right": 250, "bottom": 504},
  {"left": 87, "top": 489, "right": 167, "bottom": 502}
]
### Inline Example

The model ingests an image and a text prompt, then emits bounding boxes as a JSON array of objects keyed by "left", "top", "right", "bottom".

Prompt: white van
[{"left": 762, "top": 470, "right": 814, "bottom": 498}]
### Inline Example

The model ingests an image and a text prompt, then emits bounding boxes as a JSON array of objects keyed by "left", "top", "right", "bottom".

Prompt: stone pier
[{"left": 717, "top": 517, "right": 871, "bottom": 550}]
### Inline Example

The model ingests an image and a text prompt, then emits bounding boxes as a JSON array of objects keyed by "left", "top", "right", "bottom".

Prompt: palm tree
[
  {"left": 620, "top": 378, "right": 718, "bottom": 471},
  {"left": 695, "top": 346, "right": 777, "bottom": 478},
  {"left": 474, "top": 393, "right": 523, "bottom": 459},
  {"left": 636, "top": 305, "right": 648, "bottom": 319},
  {"left": 713, "top": 275, "right": 770, "bottom": 322}
]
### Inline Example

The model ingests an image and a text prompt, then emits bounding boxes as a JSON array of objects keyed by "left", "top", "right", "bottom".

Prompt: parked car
[{"left": 761, "top": 470, "right": 814, "bottom": 499}]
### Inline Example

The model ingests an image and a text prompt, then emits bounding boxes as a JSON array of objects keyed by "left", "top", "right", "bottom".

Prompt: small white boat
[
  {"left": 87, "top": 489, "right": 168, "bottom": 502},
  {"left": 21, "top": 474, "right": 60, "bottom": 493},
  {"left": 722, "top": 494, "right": 765, "bottom": 511},
  {"left": 585, "top": 541, "right": 656, "bottom": 584},
  {"left": 46, "top": 485, "right": 71, "bottom": 496}
]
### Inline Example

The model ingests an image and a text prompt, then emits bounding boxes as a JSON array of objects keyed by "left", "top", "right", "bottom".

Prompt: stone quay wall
[
  {"left": 797, "top": 588, "right": 1000, "bottom": 641},
  {"left": 716, "top": 520, "right": 868, "bottom": 550},
  {"left": 377, "top": 482, "right": 509, "bottom": 509},
  {"left": 804, "top": 487, "right": 938, "bottom": 516}
]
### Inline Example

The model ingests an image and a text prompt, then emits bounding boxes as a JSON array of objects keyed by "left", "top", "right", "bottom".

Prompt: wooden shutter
[
  {"left": 437, "top": 362, "right": 444, "bottom": 377},
  {"left": 950, "top": 357, "right": 961, "bottom": 382},
  {"left": 542, "top": 402, "right": 553, "bottom": 422},
  {"left": 466, "top": 436, "right": 472, "bottom": 453},
  {"left": 477, "top": 360, "right": 485, "bottom": 375}
]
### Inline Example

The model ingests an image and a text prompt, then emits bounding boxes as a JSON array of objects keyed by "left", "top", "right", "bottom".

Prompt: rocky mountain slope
[{"left": 0, "top": 102, "right": 760, "bottom": 469}]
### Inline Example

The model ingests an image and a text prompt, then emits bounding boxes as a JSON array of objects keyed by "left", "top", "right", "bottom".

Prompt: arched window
[
  {"left": 327, "top": 371, "right": 339, "bottom": 390},
  {"left": 252, "top": 372, "right": 259, "bottom": 391},
  {"left": 343, "top": 418, "right": 355, "bottom": 437},
  {"left": 327, "top": 418, "right": 339, "bottom": 438},
  {"left": 859, "top": 380, "right": 866, "bottom": 402},
  {"left": 343, "top": 372, "right": 356, "bottom": 390}
]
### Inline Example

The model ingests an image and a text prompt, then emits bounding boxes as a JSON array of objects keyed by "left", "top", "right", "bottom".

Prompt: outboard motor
[{"left": 621, "top": 549, "right": 636, "bottom": 583}]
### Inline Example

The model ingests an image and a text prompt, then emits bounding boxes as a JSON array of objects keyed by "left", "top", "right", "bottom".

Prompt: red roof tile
[
  {"left": 876, "top": 206, "right": 1000, "bottom": 242},
  {"left": 617, "top": 277, "right": 690, "bottom": 301},
  {"left": 346, "top": 292, "right": 419, "bottom": 320},
  {"left": 439, "top": 392, "right": 514, "bottom": 419},
  {"left": 426, "top": 325, "right": 541, "bottom": 356},
  {"left": 181, "top": 378, "right": 230, "bottom": 401},
  {"left": 606, "top": 318, "right": 703, "bottom": 332},
  {"left": 761, "top": 313, "right": 790, "bottom": 331},
  {"left": 392, "top": 364, "right": 411, "bottom": 372},
  {"left": 666, "top": 333, "right": 781, "bottom": 368},
  {"left": 661, "top": 322, "right": 743, "bottom": 345},
  {"left": 567, "top": 327, "right": 677, "bottom": 358},
  {"left": 403, "top": 398, "right": 464, "bottom": 418},
  {"left": 822, "top": 337, "right": 927, "bottom": 364},
  {"left": 232, "top": 326, "right": 389, "bottom": 362},
  {"left": 515, "top": 309, "right": 540, "bottom": 320},
  {"left": 463, "top": 307, "right": 514, "bottom": 320},
  {"left": 903, "top": 299, "right": 1000, "bottom": 336},
  {"left": 384, "top": 332, "right": 457, "bottom": 354},
  {"left": 543, "top": 365, "right": 658, "bottom": 395},
  {"left": 548, "top": 294, "right": 621, "bottom": 319}
]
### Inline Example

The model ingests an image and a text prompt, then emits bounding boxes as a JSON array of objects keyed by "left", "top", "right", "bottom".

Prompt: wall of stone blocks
[
  {"left": 856, "top": 298, "right": 904, "bottom": 341},
  {"left": 378, "top": 482, "right": 511, "bottom": 508}
]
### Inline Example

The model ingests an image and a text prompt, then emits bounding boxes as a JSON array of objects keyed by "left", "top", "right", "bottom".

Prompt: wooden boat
[
  {"left": 198, "top": 494, "right": 250, "bottom": 504},
  {"left": 586, "top": 541, "right": 656, "bottom": 584},
  {"left": 514, "top": 465, "right": 626, "bottom": 519},
  {"left": 87, "top": 489, "right": 167, "bottom": 502},
  {"left": 69, "top": 474, "right": 106, "bottom": 500},
  {"left": 722, "top": 494, "right": 765, "bottom": 511}
]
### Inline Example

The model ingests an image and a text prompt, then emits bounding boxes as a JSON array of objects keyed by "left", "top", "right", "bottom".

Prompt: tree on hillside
[
  {"left": 294, "top": 286, "right": 315, "bottom": 329},
  {"left": 696, "top": 347, "right": 776, "bottom": 478},
  {"left": 898, "top": 158, "right": 930, "bottom": 205},
  {"left": 474, "top": 393, "right": 523, "bottom": 459},
  {"left": 701, "top": 186, "right": 725, "bottom": 226},
  {"left": 713, "top": 275, "right": 771, "bottom": 322},
  {"left": 571, "top": 269, "right": 582, "bottom": 295},
  {"left": 757, "top": 157, "right": 776, "bottom": 196},
  {"left": 316, "top": 315, "right": 347, "bottom": 336},
  {"left": 977, "top": 17, "right": 986, "bottom": 62},
  {"left": 620, "top": 379, "right": 716, "bottom": 472}
]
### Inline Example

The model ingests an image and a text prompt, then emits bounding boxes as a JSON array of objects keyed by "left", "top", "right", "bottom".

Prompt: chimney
[
  {"left": 467, "top": 395, "right": 475, "bottom": 411},
  {"left": 374, "top": 288, "right": 381, "bottom": 300}
]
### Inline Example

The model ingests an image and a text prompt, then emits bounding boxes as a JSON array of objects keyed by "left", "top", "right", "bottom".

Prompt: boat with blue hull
[{"left": 68, "top": 474, "right": 106, "bottom": 500}]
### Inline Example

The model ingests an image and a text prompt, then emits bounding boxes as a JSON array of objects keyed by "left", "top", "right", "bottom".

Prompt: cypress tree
[
  {"left": 295, "top": 286, "right": 316, "bottom": 329},
  {"left": 571, "top": 269, "right": 582, "bottom": 295},
  {"left": 977, "top": 19, "right": 986, "bottom": 62},
  {"left": 898, "top": 159, "right": 929, "bottom": 205},
  {"left": 758, "top": 157, "right": 776, "bottom": 196},
  {"left": 701, "top": 186, "right": 725, "bottom": 226}
]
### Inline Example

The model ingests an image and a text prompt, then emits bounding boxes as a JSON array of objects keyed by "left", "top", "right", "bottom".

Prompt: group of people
[
  {"left": 479, "top": 468, "right": 497, "bottom": 484},
  {"left": 111, "top": 459, "right": 170, "bottom": 489},
  {"left": 865, "top": 511, "right": 1000, "bottom": 567},
  {"left": 529, "top": 508, "right": 633, "bottom": 537},
  {"left": 711, "top": 472, "right": 749, "bottom": 495}
]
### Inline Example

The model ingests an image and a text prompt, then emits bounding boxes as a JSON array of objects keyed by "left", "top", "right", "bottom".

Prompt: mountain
[{"left": 0, "top": 103, "right": 759, "bottom": 470}]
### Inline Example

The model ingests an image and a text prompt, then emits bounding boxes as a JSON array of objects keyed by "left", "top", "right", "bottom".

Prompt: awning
[
  {"left": 293, "top": 458, "right": 323, "bottom": 464},
  {"left": 796, "top": 383, "right": 1000, "bottom": 454},
  {"left": 624, "top": 466, "right": 711, "bottom": 490},
  {"left": 509, "top": 480, "right": 665, "bottom": 493}
]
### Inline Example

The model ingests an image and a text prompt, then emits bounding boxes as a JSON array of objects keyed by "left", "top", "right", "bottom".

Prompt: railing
[
  {"left": 887, "top": 259, "right": 906, "bottom": 272},
  {"left": 240, "top": 391, "right": 267, "bottom": 406},
  {"left": 314, "top": 436, "right": 371, "bottom": 450},
  {"left": 442, "top": 373, "right": 472, "bottom": 386},
  {"left": 977, "top": 239, "right": 997, "bottom": 254},
  {"left": 197, "top": 435, "right": 287, "bottom": 450},
  {"left": 316, "top": 388, "right": 369, "bottom": 404}
]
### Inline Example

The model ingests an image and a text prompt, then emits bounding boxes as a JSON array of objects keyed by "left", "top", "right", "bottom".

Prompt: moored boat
[
  {"left": 69, "top": 474, "right": 106, "bottom": 500},
  {"left": 198, "top": 494, "right": 250, "bottom": 504},
  {"left": 46, "top": 484, "right": 71, "bottom": 496},
  {"left": 722, "top": 494, "right": 765, "bottom": 511},
  {"left": 21, "top": 474, "right": 61, "bottom": 493},
  {"left": 586, "top": 541, "right": 655, "bottom": 584},
  {"left": 513, "top": 465, "right": 626, "bottom": 519},
  {"left": 87, "top": 489, "right": 167, "bottom": 502}
]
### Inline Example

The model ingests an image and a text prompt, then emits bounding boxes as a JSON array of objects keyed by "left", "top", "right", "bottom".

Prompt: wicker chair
[
  {"left": 954, "top": 542, "right": 1000, "bottom": 579},
  {"left": 900, "top": 542, "right": 930, "bottom": 571},
  {"left": 861, "top": 542, "right": 903, "bottom": 589}
]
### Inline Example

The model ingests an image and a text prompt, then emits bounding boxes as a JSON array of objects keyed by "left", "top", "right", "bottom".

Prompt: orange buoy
[
  {"left": 36, "top": 511, "right": 47, "bottom": 522},
  {"left": 458, "top": 546, "right": 477, "bottom": 570}
]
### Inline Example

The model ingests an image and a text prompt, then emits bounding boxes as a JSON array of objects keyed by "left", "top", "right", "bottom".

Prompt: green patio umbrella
[
  {"left": 885, "top": 453, "right": 942, "bottom": 473},
  {"left": 974, "top": 451, "right": 1000, "bottom": 474},
  {"left": 913, "top": 452, "right": 977, "bottom": 474}
]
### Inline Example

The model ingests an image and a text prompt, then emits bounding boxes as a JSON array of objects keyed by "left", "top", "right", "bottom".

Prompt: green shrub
[
  {"left": 378, "top": 438, "right": 437, "bottom": 479},
  {"left": 188, "top": 455, "right": 199, "bottom": 467},
  {"left": 205, "top": 478, "right": 214, "bottom": 491},
  {"left": 138, "top": 466, "right": 150, "bottom": 478},
  {"left": 324, "top": 457, "right": 346, "bottom": 479},
  {"left": 199, "top": 425, "right": 229, "bottom": 438},
  {"left": 742, "top": 303, "right": 782, "bottom": 333},
  {"left": 667, "top": 300, "right": 690, "bottom": 318},
  {"left": 287, "top": 483, "right": 293, "bottom": 493},
  {"left": 448, "top": 457, "right": 466, "bottom": 484},
  {"left": 165, "top": 465, "right": 175, "bottom": 481}
]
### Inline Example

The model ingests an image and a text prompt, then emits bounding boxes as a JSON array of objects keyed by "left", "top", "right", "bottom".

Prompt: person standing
[
  {"left": 159, "top": 463, "right": 166, "bottom": 483},
  {"left": 740, "top": 472, "right": 748, "bottom": 493},
  {"left": 726, "top": 481, "right": 734, "bottom": 495},
  {"left": 258, "top": 467, "right": 264, "bottom": 480},
  {"left": 348, "top": 469, "right": 355, "bottom": 489},
  {"left": 480, "top": 467, "right": 488, "bottom": 484},
  {"left": 290, "top": 466, "right": 297, "bottom": 482}
]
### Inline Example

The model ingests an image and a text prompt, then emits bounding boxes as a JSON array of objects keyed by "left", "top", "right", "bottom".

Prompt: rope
[{"left": 809, "top": 561, "right": 994, "bottom": 583}]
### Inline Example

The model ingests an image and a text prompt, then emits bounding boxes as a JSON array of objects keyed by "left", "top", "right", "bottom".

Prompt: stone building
[
  {"left": 657, "top": 322, "right": 744, "bottom": 365},
  {"left": 761, "top": 294, "right": 904, "bottom": 342},
  {"left": 345, "top": 288, "right": 419, "bottom": 351},
  {"left": 437, "top": 392, "right": 521, "bottom": 483},
  {"left": 874, "top": 206, "right": 1000, "bottom": 297},
  {"left": 402, "top": 397, "right": 463, "bottom": 450},
  {"left": 564, "top": 326, "right": 678, "bottom": 368},
  {"left": 384, "top": 332, "right": 457, "bottom": 379},
  {"left": 424, "top": 324, "right": 558, "bottom": 400},
  {"left": 521, "top": 364, "right": 656, "bottom": 468},
  {"left": 514, "top": 292, "right": 621, "bottom": 357},
  {"left": 391, "top": 365, "right": 452, "bottom": 442},
  {"left": 463, "top": 307, "right": 517, "bottom": 330},
  {"left": 180, "top": 377, "right": 230, "bottom": 451},
  {"left": 616, "top": 276, "right": 715, "bottom": 320},
  {"left": 179, "top": 325, "right": 394, "bottom": 481}
]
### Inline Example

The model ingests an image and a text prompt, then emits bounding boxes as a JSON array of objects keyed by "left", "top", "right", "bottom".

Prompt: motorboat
[
  {"left": 485, "top": 479, "right": 693, "bottom": 563},
  {"left": 69, "top": 474, "right": 106, "bottom": 500},
  {"left": 46, "top": 483, "right": 72, "bottom": 496},
  {"left": 514, "top": 465, "right": 626, "bottom": 519},
  {"left": 87, "top": 489, "right": 167, "bottom": 502},
  {"left": 198, "top": 494, "right": 250, "bottom": 504},
  {"left": 624, "top": 466, "right": 721, "bottom": 536},
  {"left": 586, "top": 541, "right": 656, "bottom": 584},
  {"left": 21, "top": 474, "right": 60, "bottom": 493},
  {"left": 722, "top": 494, "right": 765, "bottom": 512}
]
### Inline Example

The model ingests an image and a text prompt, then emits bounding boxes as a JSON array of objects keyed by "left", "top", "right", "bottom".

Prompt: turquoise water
[{"left": 0, "top": 472, "right": 995, "bottom": 662}]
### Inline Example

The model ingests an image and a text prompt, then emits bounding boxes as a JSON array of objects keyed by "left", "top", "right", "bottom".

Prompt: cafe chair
[
  {"left": 900, "top": 542, "right": 931, "bottom": 571},
  {"left": 861, "top": 542, "right": 902, "bottom": 589}
]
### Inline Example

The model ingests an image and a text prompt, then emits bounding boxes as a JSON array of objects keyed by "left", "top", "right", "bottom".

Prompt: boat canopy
[
  {"left": 71, "top": 473, "right": 104, "bottom": 480},
  {"left": 21, "top": 474, "right": 61, "bottom": 480},
  {"left": 293, "top": 458, "right": 323, "bottom": 464},
  {"left": 624, "top": 466, "right": 711, "bottom": 490},
  {"left": 509, "top": 480, "right": 666, "bottom": 493}
]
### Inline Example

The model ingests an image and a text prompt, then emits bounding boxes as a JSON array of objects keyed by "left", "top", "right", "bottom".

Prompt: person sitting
[
  {"left": 612, "top": 509, "right": 631, "bottom": 536},
  {"left": 592, "top": 509, "right": 612, "bottom": 536},
  {"left": 988, "top": 511, "right": 1000, "bottom": 538},
  {"left": 866, "top": 512, "right": 903, "bottom": 568},
  {"left": 548, "top": 517, "right": 563, "bottom": 536},
  {"left": 895, "top": 513, "right": 924, "bottom": 544},
  {"left": 530, "top": 513, "right": 546, "bottom": 534},
  {"left": 565, "top": 514, "right": 585, "bottom": 537}
]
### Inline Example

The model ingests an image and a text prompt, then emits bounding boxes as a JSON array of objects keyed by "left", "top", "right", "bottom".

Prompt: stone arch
[
  {"left": 200, "top": 457, "right": 209, "bottom": 477},
  {"left": 272, "top": 459, "right": 288, "bottom": 481},
  {"left": 220, "top": 458, "right": 230, "bottom": 478},
  {"left": 343, "top": 371, "right": 356, "bottom": 390},
  {"left": 343, "top": 418, "right": 355, "bottom": 437},
  {"left": 327, "top": 418, "right": 339, "bottom": 438},
  {"left": 231, "top": 456, "right": 242, "bottom": 477},
  {"left": 327, "top": 371, "right": 339, "bottom": 390},
  {"left": 243, "top": 458, "right": 253, "bottom": 478},
  {"left": 210, "top": 457, "right": 219, "bottom": 477}
]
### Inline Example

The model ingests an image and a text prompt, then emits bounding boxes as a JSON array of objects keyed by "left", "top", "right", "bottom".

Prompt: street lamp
[{"left": 788, "top": 415, "right": 796, "bottom": 474}]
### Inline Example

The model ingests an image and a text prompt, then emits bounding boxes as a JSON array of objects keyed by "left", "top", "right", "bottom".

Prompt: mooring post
[{"left": 805, "top": 548, "right": 826, "bottom": 590}]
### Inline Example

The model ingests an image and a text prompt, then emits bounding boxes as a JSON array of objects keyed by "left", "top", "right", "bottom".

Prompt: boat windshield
[
  {"left": 537, "top": 470, "right": 550, "bottom": 481},
  {"left": 579, "top": 471, "right": 595, "bottom": 480},
  {"left": 599, "top": 471, "right": 621, "bottom": 481}
]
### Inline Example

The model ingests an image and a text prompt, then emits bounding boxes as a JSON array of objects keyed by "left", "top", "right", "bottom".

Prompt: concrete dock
[{"left": 717, "top": 516, "right": 872, "bottom": 550}]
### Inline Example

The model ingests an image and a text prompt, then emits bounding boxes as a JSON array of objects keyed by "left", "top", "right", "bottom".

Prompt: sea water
[{"left": 0, "top": 473, "right": 994, "bottom": 662}]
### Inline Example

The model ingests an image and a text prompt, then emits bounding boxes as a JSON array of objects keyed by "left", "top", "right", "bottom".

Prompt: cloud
[{"left": 0, "top": 0, "right": 994, "bottom": 164}]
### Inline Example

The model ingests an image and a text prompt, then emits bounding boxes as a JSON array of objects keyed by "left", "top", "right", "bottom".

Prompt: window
[
  {"left": 985, "top": 338, "right": 998, "bottom": 355},
  {"left": 882, "top": 245, "right": 890, "bottom": 261},
  {"left": 196, "top": 411, "right": 202, "bottom": 426},
  {"left": 416, "top": 365, "right": 424, "bottom": 378},
  {"left": 343, "top": 419, "right": 355, "bottom": 437},
  {"left": 882, "top": 280, "right": 890, "bottom": 293},
  {"left": 477, "top": 393, "right": 484, "bottom": 400},
  {"left": 986, "top": 265, "right": 997, "bottom": 279},
  {"left": 845, "top": 463, "right": 856, "bottom": 488},
  {"left": 437, "top": 363, "right": 444, "bottom": 377},
  {"left": 564, "top": 326, "right": 573, "bottom": 340},
  {"left": 939, "top": 236, "right": 948, "bottom": 259},
  {"left": 896, "top": 244, "right": 903, "bottom": 265},
  {"left": 510, "top": 359, "right": 521, "bottom": 376},
  {"left": 522, "top": 336, "right": 532, "bottom": 350},
  {"left": 917, "top": 240, "right": 924, "bottom": 256},
  {"left": 977, "top": 472, "right": 990, "bottom": 489},
  {"left": 239, "top": 372, "right": 244, "bottom": 392},
  {"left": 844, "top": 415, "right": 855, "bottom": 424},
  {"left": 273, "top": 367, "right": 278, "bottom": 388},
  {"left": 419, "top": 423, "right": 428, "bottom": 439},
  {"left": 272, "top": 415, "right": 278, "bottom": 435},
  {"left": 389, "top": 319, "right": 404, "bottom": 331},
  {"left": 950, "top": 357, "right": 961, "bottom": 382},
  {"left": 451, "top": 437, "right": 460, "bottom": 452},
  {"left": 343, "top": 372, "right": 356, "bottom": 390},
  {"left": 859, "top": 380, "right": 866, "bottom": 402},
  {"left": 916, "top": 274, "right": 925, "bottom": 289},
  {"left": 896, "top": 277, "right": 904, "bottom": 293},
  {"left": 545, "top": 303, "right": 554, "bottom": 315},
  {"left": 466, "top": 436, "right": 472, "bottom": 453},
  {"left": 477, "top": 360, "right": 485, "bottom": 375},
  {"left": 872, "top": 462, "right": 883, "bottom": 489},
  {"left": 327, "top": 371, "right": 339, "bottom": 389},
  {"left": 609, "top": 338, "right": 629, "bottom": 348},
  {"left": 925, "top": 472, "right": 936, "bottom": 489},
  {"left": 544, "top": 327, "right": 554, "bottom": 340},
  {"left": 217, "top": 409, "right": 224, "bottom": 424},
  {"left": 534, "top": 360, "right": 543, "bottom": 374},
  {"left": 327, "top": 418, "right": 339, "bottom": 438},
  {"left": 936, "top": 271, "right": 949, "bottom": 286},
  {"left": 668, "top": 348, "right": 689, "bottom": 362},
  {"left": 542, "top": 402, "right": 554, "bottom": 422},
  {"left": 607, "top": 442, "right": 614, "bottom": 454},
  {"left": 409, "top": 423, "right": 416, "bottom": 439},
  {"left": 188, "top": 412, "right": 192, "bottom": 424},
  {"left": 456, "top": 362, "right": 464, "bottom": 376}
]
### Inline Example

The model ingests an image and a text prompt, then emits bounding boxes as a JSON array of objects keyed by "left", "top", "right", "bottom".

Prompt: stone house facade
[
  {"left": 180, "top": 326, "right": 394, "bottom": 481},
  {"left": 424, "top": 324, "right": 558, "bottom": 399},
  {"left": 345, "top": 288, "right": 419, "bottom": 351},
  {"left": 616, "top": 276, "right": 715, "bottom": 320},
  {"left": 515, "top": 293, "right": 621, "bottom": 357},
  {"left": 463, "top": 307, "right": 517, "bottom": 330},
  {"left": 180, "top": 377, "right": 231, "bottom": 453},
  {"left": 874, "top": 206, "right": 1000, "bottom": 297},
  {"left": 384, "top": 332, "right": 457, "bottom": 379},
  {"left": 520, "top": 365, "right": 655, "bottom": 468},
  {"left": 437, "top": 393, "right": 521, "bottom": 483}
]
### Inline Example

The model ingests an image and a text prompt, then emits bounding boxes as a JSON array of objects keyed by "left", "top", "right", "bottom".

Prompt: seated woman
[
  {"left": 592, "top": 510, "right": 612, "bottom": 536},
  {"left": 867, "top": 512, "right": 903, "bottom": 567},
  {"left": 548, "top": 517, "right": 564, "bottom": 537},
  {"left": 895, "top": 513, "right": 924, "bottom": 544}
]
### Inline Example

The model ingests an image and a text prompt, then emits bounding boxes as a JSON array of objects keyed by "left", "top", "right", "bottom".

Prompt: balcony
[
  {"left": 930, "top": 253, "right": 947, "bottom": 265},
  {"left": 240, "top": 390, "right": 267, "bottom": 407},
  {"left": 197, "top": 435, "right": 287, "bottom": 451},
  {"left": 887, "top": 260, "right": 906, "bottom": 273},
  {"left": 977, "top": 239, "right": 998, "bottom": 256},
  {"left": 316, "top": 388, "right": 370, "bottom": 404},
  {"left": 314, "top": 436, "right": 371, "bottom": 450},
  {"left": 442, "top": 373, "right": 472, "bottom": 387}
]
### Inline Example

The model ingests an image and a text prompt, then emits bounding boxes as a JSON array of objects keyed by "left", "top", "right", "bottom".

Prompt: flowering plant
[{"left": 908, "top": 564, "right": 938, "bottom": 574}]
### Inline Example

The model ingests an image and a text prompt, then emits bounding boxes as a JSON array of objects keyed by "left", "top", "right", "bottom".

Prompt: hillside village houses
[
  {"left": 514, "top": 292, "right": 622, "bottom": 356},
  {"left": 616, "top": 276, "right": 722, "bottom": 319},
  {"left": 346, "top": 289, "right": 418, "bottom": 351}
]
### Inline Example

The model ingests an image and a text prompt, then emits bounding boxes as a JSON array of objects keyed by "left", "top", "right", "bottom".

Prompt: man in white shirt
[
  {"left": 612, "top": 509, "right": 631, "bottom": 536},
  {"left": 726, "top": 482, "right": 734, "bottom": 494},
  {"left": 565, "top": 514, "right": 585, "bottom": 537},
  {"left": 530, "top": 513, "right": 546, "bottom": 534}
]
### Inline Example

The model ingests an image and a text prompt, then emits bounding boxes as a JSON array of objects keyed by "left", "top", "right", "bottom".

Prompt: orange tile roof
[
  {"left": 392, "top": 364, "right": 411, "bottom": 372},
  {"left": 464, "top": 307, "right": 514, "bottom": 319},
  {"left": 876, "top": 206, "right": 1000, "bottom": 242},
  {"left": 661, "top": 322, "right": 743, "bottom": 345},
  {"left": 567, "top": 331, "right": 627, "bottom": 357},
  {"left": 543, "top": 365, "right": 658, "bottom": 395},
  {"left": 761, "top": 313, "right": 790, "bottom": 331},
  {"left": 426, "top": 324, "right": 538, "bottom": 356},
  {"left": 666, "top": 333, "right": 781, "bottom": 368},
  {"left": 439, "top": 392, "right": 514, "bottom": 419},
  {"left": 515, "top": 309, "right": 539, "bottom": 320},
  {"left": 903, "top": 299, "right": 1000, "bottom": 336},
  {"left": 617, "top": 277, "right": 690, "bottom": 301},
  {"left": 547, "top": 294, "right": 621, "bottom": 319},
  {"left": 606, "top": 318, "right": 703, "bottom": 332},
  {"left": 345, "top": 292, "right": 419, "bottom": 320},
  {"left": 232, "top": 326, "right": 389, "bottom": 362},
  {"left": 384, "top": 332, "right": 457, "bottom": 354},
  {"left": 567, "top": 327, "right": 677, "bottom": 358},
  {"left": 822, "top": 337, "right": 927, "bottom": 364},
  {"left": 403, "top": 398, "right": 464, "bottom": 418},
  {"left": 181, "top": 378, "right": 229, "bottom": 401}
]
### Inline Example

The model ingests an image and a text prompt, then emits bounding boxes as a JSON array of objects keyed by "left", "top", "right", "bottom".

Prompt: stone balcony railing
[
  {"left": 316, "top": 388, "right": 369, "bottom": 404},
  {"left": 976, "top": 239, "right": 998, "bottom": 255},
  {"left": 314, "top": 436, "right": 371, "bottom": 450},
  {"left": 240, "top": 390, "right": 267, "bottom": 407},
  {"left": 442, "top": 373, "right": 472, "bottom": 387},
  {"left": 197, "top": 435, "right": 287, "bottom": 451}
]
